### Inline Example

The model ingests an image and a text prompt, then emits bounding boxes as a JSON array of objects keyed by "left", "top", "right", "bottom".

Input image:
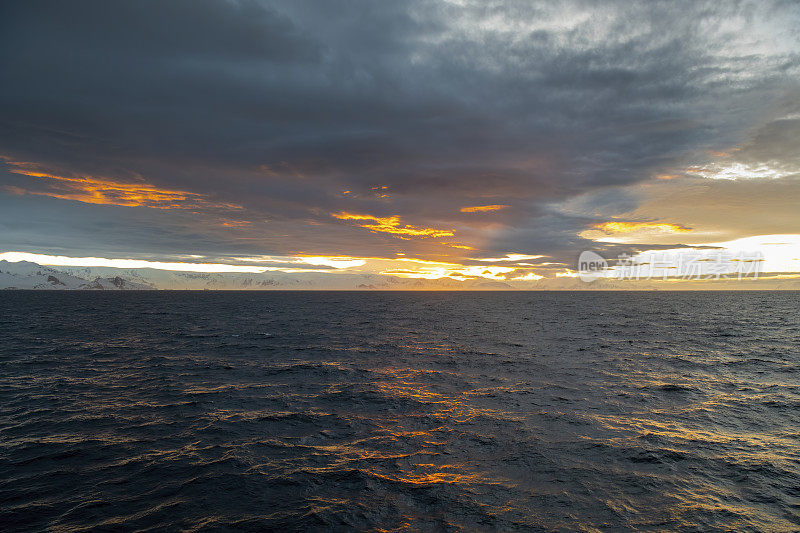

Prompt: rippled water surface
[{"left": 1, "top": 291, "right": 799, "bottom": 531}]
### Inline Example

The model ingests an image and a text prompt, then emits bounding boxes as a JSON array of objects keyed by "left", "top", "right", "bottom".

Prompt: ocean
[{"left": 0, "top": 291, "right": 798, "bottom": 531}]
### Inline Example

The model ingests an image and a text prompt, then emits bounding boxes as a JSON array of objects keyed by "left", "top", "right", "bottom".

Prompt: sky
[{"left": 1, "top": 0, "right": 799, "bottom": 288}]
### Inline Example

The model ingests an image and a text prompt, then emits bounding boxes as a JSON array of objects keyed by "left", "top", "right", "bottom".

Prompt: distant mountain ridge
[
  {"left": 2, "top": 260, "right": 798, "bottom": 290},
  {"left": 0, "top": 260, "right": 514, "bottom": 290},
  {"left": 0, "top": 261, "right": 153, "bottom": 290}
]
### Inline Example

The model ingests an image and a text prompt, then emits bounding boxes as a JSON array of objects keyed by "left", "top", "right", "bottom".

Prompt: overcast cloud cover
[{"left": 1, "top": 0, "right": 799, "bottom": 284}]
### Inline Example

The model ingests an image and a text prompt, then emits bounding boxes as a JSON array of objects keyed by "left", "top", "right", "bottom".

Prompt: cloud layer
[{"left": 1, "top": 0, "right": 799, "bottom": 282}]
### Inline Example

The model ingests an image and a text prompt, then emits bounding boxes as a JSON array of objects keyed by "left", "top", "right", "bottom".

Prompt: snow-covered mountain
[
  {"left": 3, "top": 260, "right": 796, "bottom": 290},
  {"left": 0, "top": 261, "right": 152, "bottom": 290},
  {"left": 0, "top": 260, "right": 513, "bottom": 290}
]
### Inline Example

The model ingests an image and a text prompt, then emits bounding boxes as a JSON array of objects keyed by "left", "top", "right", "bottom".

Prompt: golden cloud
[
  {"left": 332, "top": 212, "right": 454, "bottom": 237},
  {"left": 6, "top": 162, "right": 239, "bottom": 210},
  {"left": 460, "top": 204, "right": 509, "bottom": 213},
  {"left": 219, "top": 219, "right": 252, "bottom": 227},
  {"left": 593, "top": 221, "right": 691, "bottom": 234}
]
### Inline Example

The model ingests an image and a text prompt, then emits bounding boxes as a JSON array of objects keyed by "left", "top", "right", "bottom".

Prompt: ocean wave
[{"left": 1, "top": 291, "right": 798, "bottom": 531}]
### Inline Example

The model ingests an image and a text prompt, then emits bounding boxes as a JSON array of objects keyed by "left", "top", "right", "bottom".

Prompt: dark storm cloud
[{"left": 0, "top": 0, "right": 798, "bottom": 261}]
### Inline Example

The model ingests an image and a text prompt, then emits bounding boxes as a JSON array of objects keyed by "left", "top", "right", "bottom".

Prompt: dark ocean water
[{"left": 1, "top": 291, "right": 799, "bottom": 532}]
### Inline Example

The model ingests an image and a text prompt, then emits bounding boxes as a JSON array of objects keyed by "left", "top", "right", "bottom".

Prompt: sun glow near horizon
[{"left": 4, "top": 232, "right": 799, "bottom": 288}]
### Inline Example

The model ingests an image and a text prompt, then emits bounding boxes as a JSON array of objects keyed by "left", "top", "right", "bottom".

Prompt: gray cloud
[{"left": 1, "top": 0, "right": 798, "bottom": 262}]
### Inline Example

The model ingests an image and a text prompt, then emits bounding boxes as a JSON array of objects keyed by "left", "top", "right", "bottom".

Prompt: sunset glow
[
  {"left": 3, "top": 3, "right": 800, "bottom": 530},
  {"left": 332, "top": 212, "right": 455, "bottom": 238},
  {"left": 592, "top": 222, "right": 692, "bottom": 234},
  {"left": 1, "top": 0, "right": 798, "bottom": 290}
]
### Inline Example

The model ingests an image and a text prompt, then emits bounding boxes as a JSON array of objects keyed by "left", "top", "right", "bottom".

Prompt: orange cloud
[
  {"left": 380, "top": 263, "right": 516, "bottom": 281},
  {"left": 593, "top": 221, "right": 691, "bottom": 234},
  {"left": 460, "top": 204, "right": 509, "bottom": 213},
  {"left": 7, "top": 163, "right": 239, "bottom": 210},
  {"left": 219, "top": 219, "right": 252, "bottom": 227},
  {"left": 332, "top": 212, "right": 454, "bottom": 237}
]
